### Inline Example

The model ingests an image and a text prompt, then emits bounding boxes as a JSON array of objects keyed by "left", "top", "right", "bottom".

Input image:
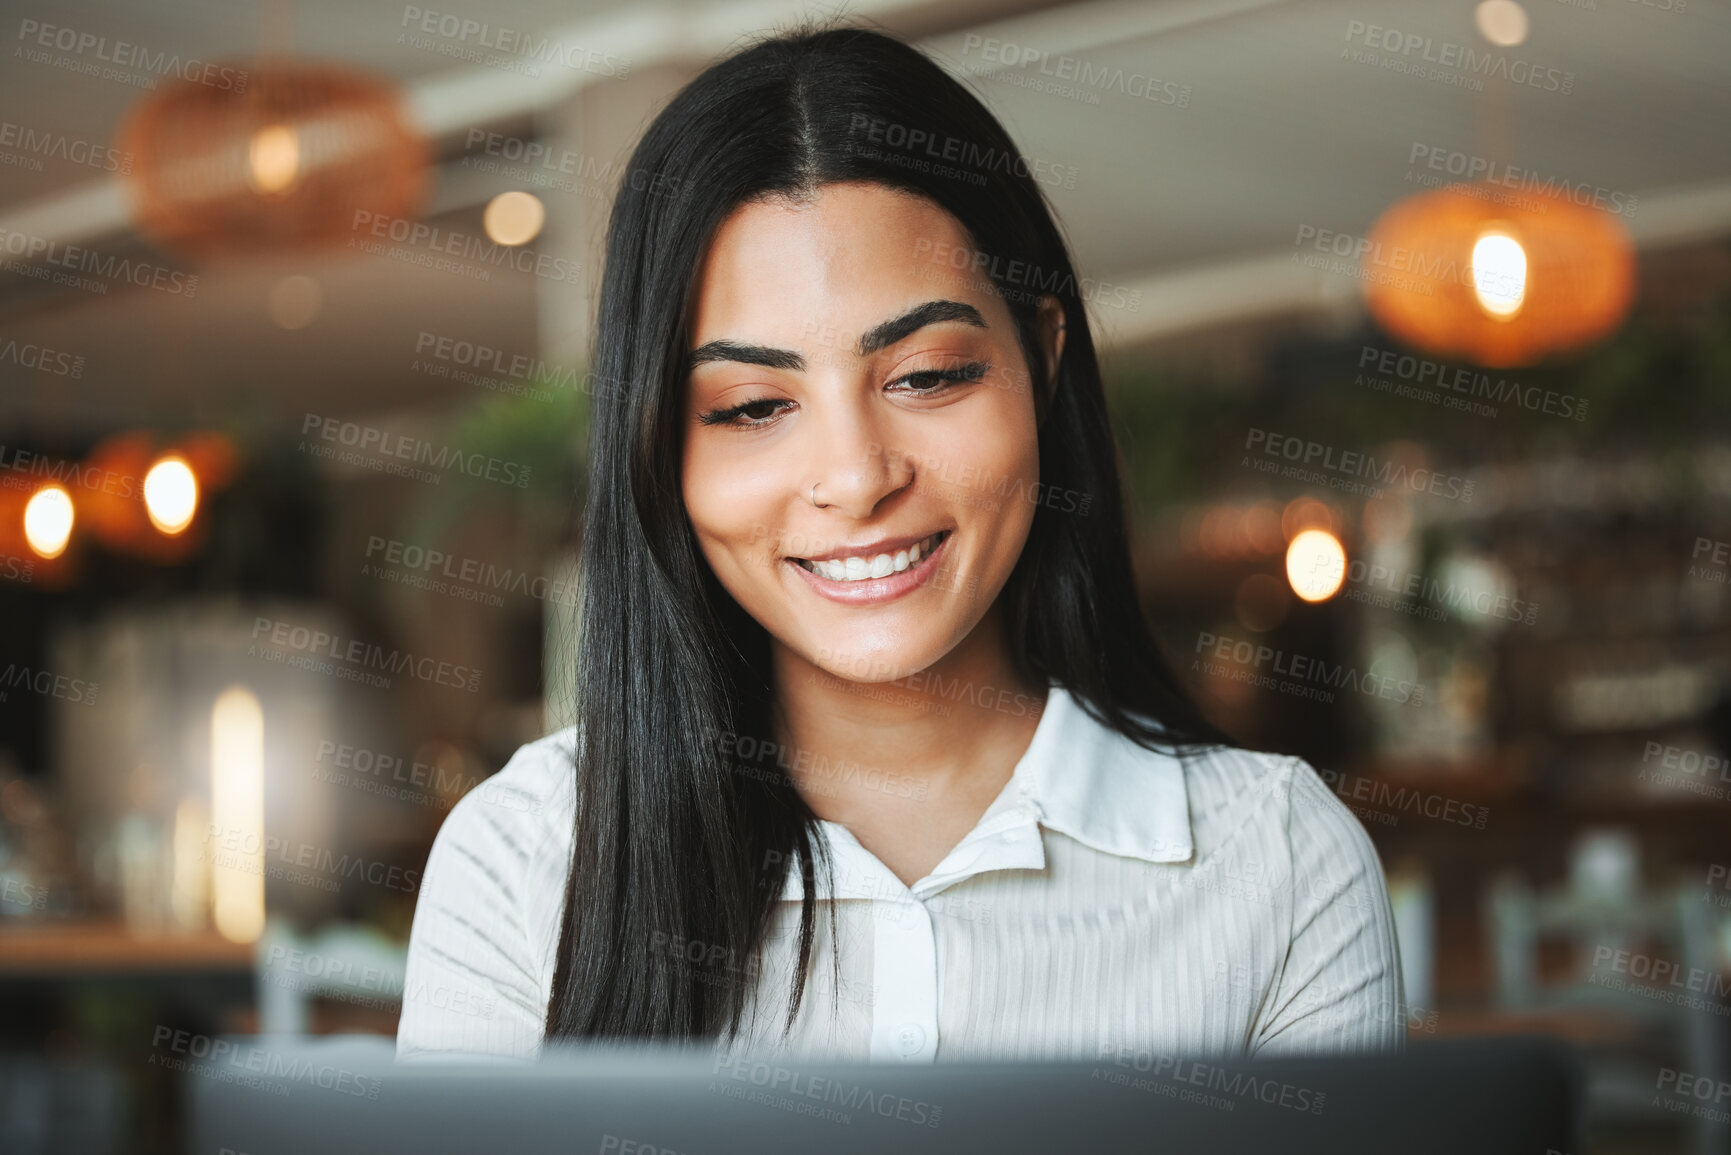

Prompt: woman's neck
[{"left": 768, "top": 608, "right": 1049, "bottom": 883}]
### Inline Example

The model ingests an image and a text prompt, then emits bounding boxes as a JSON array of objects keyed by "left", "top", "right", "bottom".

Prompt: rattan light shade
[
  {"left": 1361, "top": 183, "right": 1636, "bottom": 368},
  {"left": 115, "top": 59, "right": 428, "bottom": 258}
]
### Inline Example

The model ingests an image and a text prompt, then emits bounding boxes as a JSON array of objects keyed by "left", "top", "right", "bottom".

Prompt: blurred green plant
[{"left": 396, "top": 371, "right": 590, "bottom": 550}]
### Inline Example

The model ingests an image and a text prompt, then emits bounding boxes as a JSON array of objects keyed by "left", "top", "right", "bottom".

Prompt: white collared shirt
[{"left": 397, "top": 683, "right": 1405, "bottom": 1063}]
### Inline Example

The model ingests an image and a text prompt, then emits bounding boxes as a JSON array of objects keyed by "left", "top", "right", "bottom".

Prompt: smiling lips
[
  {"left": 786, "top": 530, "right": 951, "bottom": 604},
  {"left": 794, "top": 530, "right": 947, "bottom": 581}
]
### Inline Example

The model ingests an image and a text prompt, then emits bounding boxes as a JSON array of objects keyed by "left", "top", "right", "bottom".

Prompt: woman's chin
[{"left": 786, "top": 632, "right": 956, "bottom": 689}]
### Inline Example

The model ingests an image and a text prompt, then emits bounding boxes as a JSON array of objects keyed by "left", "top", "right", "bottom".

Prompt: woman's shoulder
[
  {"left": 398, "top": 727, "right": 579, "bottom": 1060},
  {"left": 421, "top": 725, "right": 578, "bottom": 912},
  {"left": 454, "top": 725, "right": 579, "bottom": 841},
  {"left": 1177, "top": 742, "right": 1374, "bottom": 866}
]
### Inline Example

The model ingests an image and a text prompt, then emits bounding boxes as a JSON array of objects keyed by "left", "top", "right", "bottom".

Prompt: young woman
[{"left": 398, "top": 24, "right": 1403, "bottom": 1064}]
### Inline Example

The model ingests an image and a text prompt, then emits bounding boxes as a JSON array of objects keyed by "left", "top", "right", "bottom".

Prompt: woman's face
[{"left": 681, "top": 181, "right": 1063, "bottom": 686}]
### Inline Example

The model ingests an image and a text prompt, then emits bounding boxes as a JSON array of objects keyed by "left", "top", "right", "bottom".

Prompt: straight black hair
[{"left": 548, "top": 22, "right": 1235, "bottom": 1043}]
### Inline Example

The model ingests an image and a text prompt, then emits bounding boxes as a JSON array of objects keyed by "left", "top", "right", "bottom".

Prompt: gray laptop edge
[{"left": 186, "top": 1034, "right": 1583, "bottom": 1155}]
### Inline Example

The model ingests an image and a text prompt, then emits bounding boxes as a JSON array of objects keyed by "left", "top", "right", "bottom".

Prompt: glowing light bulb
[
  {"left": 1285, "top": 529, "right": 1347, "bottom": 603},
  {"left": 23, "top": 486, "right": 74, "bottom": 559},
  {"left": 483, "top": 191, "right": 545, "bottom": 246},
  {"left": 1472, "top": 231, "right": 1527, "bottom": 318},
  {"left": 1474, "top": 0, "right": 1529, "bottom": 47},
  {"left": 249, "top": 124, "right": 300, "bottom": 194},
  {"left": 144, "top": 456, "right": 199, "bottom": 535},
  {"left": 210, "top": 686, "right": 265, "bottom": 944}
]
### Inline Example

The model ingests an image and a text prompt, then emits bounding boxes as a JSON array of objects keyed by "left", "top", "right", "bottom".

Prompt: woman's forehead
[{"left": 690, "top": 184, "right": 998, "bottom": 349}]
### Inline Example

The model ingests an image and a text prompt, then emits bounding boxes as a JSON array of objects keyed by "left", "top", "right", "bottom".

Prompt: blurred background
[{"left": 0, "top": 0, "right": 1727, "bottom": 1150}]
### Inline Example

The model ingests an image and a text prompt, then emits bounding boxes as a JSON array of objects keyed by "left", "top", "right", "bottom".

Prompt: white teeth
[{"left": 800, "top": 532, "right": 944, "bottom": 583}]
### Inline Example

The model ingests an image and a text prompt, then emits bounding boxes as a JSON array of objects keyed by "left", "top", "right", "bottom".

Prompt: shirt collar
[
  {"left": 778, "top": 680, "right": 1194, "bottom": 903},
  {"left": 1010, "top": 680, "right": 1194, "bottom": 864}
]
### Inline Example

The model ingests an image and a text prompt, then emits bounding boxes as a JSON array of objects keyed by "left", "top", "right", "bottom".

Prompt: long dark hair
[{"left": 547, "top": 23, "right": 1234, "bottom": 1043}]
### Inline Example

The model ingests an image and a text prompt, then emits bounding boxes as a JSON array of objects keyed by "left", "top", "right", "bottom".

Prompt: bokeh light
[
  {"left": 1285, "top": 529, "right": 1347, "bottom": 602},
  {"left": 483, "top": 191, "right": 546, "bottom": 246},
  {"left": 144, "top": 456, "right": 200, "bottom": 535},
  {"left": 23, "top": 486, "right": 74, "bottom": 560}
]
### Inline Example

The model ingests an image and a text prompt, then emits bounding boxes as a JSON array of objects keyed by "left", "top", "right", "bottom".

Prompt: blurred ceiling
[{"left": 0, "top": 0, "right": 1727, "bottom": 436}]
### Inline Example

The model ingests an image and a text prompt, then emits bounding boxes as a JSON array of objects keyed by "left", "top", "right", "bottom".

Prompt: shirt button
[{"left": 895, "top": 1023, "right": 927, "bottom": 1055}]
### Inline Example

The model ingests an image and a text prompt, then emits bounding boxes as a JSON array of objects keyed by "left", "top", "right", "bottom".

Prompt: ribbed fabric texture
[{"left": 396, "top": 684, "right": 1405, "bottom": 1063}]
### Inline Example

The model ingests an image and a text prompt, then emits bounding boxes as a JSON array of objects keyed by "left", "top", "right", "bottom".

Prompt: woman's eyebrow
[
  {"left": 685, "top": 299, "right": 988, "bottom": 371},
  {"left": 687, "top": 341, "right": 805, "bottom": 371},
  {"left": 857, "top": 299, "right": 988, "bottom": 355}
]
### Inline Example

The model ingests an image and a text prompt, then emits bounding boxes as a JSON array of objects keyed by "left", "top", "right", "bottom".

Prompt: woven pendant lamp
[
  {"left": 114, "top": 56, "right": 428, "bottom": 258},
  {"left": 1361, "top": 183, "right": 1635, "bottom": 368}
]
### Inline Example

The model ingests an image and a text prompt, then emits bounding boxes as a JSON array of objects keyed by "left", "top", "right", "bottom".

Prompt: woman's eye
[
  {"left": 891, "top": 361, "right": 990, "bottom": 394},
  {"left": 737, "top": 399, "right": 783, "bottom": 421},
  {"left": 697, "top": 362, "right": 990, "bottom": 426},
  {"left": 698, "top": 397, "right": 789, "bottom": 427}
]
